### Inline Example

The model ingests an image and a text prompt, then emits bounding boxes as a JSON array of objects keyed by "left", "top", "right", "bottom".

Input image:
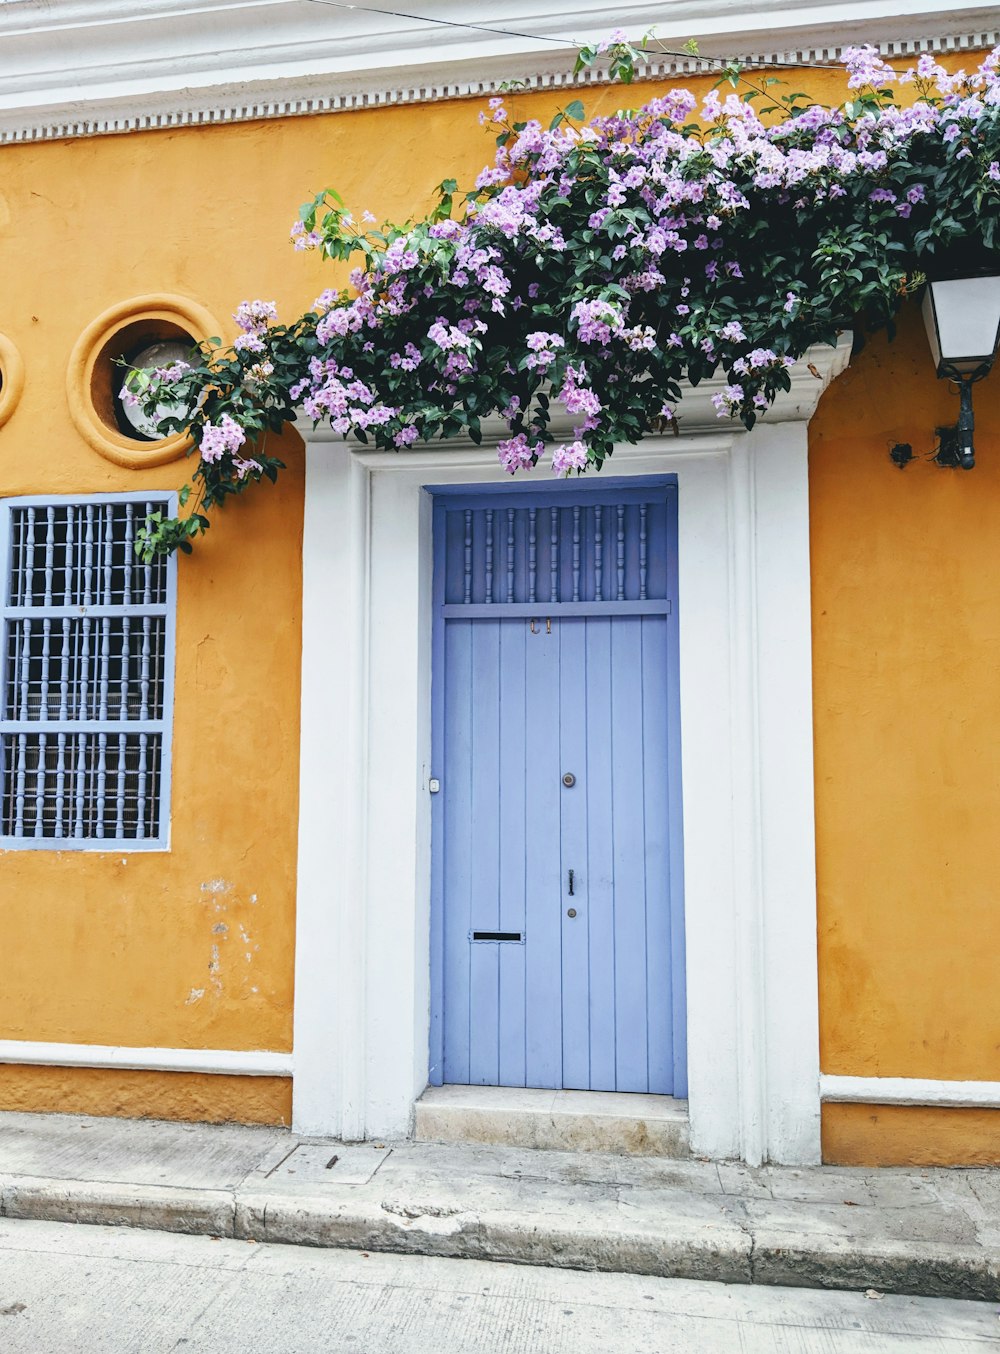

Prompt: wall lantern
[{"left": 922, "top": 275, "right": 1000, "bottom": 469}]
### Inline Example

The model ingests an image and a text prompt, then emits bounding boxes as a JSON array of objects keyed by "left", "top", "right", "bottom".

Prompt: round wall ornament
[{"left": 67, "top": 294, "right": 222, "bottom": 468}]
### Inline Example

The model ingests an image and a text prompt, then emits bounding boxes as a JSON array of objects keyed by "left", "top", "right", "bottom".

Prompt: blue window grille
[{"left": 0, "top": 493, "right": 177, "bottom": 849}]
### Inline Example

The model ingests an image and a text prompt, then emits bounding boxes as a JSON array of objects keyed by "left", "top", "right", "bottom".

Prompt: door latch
[{"left": 567, "top": 868, "right": 575, "bottom": 896}]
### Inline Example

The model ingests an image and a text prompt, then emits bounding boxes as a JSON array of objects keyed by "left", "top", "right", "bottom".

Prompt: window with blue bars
[{"left": 0, "top": 494, "right": 176, "bottom": 848}]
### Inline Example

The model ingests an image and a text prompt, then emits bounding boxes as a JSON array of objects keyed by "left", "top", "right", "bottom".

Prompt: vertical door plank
[
  {"left": 523, "top": 619, "right": 562, "bottom": 1088},
  {"left": 497, "top": 619, "right": 528, "bottom": 1086},
  {"left": 667, "top": 626, "right": 688, "bottom": 1097},
  {"left": 610, "top": 616, "right": 649, "bottom": 1091},
  {"left": 584, "top": 616, "right": 617, "bottom": 1091},
  {"left": 558, "top": 618, "right": 590, "bottom": 1089},
  {"left": 640, "top": 615, "right": 674, "bottom": 1094},
  {"left": 468, "top": 619, "right": 502, "bottom": 1084},
  {"left": 442, "top": 619, "right": 473, "bottom": 1084}
]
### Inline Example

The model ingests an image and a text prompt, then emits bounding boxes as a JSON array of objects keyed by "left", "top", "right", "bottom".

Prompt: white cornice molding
[
  {"left": 0, "top": 2, "right": 997, "bottom": 143},
  {"left": 295, "top": 334, "right": 853, "bottom": 456}
]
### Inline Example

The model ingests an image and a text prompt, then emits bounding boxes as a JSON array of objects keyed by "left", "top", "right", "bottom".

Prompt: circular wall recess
[
  {"left": 67, "top": 294, "right": 222, "bottom": 468},
  {"left": 0, "top": 332, "right": 26, "bottom": 430}
]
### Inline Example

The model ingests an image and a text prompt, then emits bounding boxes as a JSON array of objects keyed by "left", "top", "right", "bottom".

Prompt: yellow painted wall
[
  {"left": 822, "top": 1104, "right": 1000, "bottom": 1167},
  {"left": 0, "top": 1066, "right": 292, "bottom": 1125},
  {"left": 810, "top": 313, "right": 1000, "bottom": 1164},
  {"left": 0, "top": 73, "right": 749, "bottom": 1122},
  {"left": 1, "top": 54, "right": 997, "bottom": 1146}
]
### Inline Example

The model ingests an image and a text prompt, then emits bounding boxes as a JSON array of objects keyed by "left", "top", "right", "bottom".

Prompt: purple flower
[
  {"left": 525, "top": 330, "right": 565, "bottom": 368},
  {"left": 497, "top": 433, "right": 540, "bottom": 475},
  {"left": 711, "top": 384, "right": 744, "bottom": 417},
  {"left": 234, "top": 300, "right": 277, "bottom": 333},
  {"left": 843, "top": 44, "right": 897, "bottom": 91},
  {"left": 571, "top": 298, "right": 625, "bottom": 345},
  {"left": 551, "top": 441, "right": 589, "bottom": 476},
  {"left": 427, "top": 321, "right": 475, "bottom": 353},
  {"left": 200, "top": 414, "right": 247, "bottom": 463},
  {"left": 151, "top": 362, "right": 189, "bottom": 386}
]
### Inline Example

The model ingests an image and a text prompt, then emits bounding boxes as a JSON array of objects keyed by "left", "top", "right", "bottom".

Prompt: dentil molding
[{"left": 0, "top": 1, "right": 997, "bottom": 142}]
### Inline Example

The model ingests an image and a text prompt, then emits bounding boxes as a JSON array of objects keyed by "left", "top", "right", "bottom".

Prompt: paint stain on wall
[{"left": 195, "top": 879, "right": 264, "bottom": 1007}]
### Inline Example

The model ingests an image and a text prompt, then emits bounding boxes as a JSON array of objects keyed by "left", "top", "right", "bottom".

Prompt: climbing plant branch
[{"left": 132, "top": 43, "right": 1000, "bottom": 557}]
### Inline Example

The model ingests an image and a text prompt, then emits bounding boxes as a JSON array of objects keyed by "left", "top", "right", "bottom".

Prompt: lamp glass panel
[{"left": 923, "top": 276, "right": 1000, "bottom": 376}]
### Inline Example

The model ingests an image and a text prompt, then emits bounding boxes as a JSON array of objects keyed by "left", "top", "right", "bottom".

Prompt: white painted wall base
[
  {"left": 0, "top": 1041, "right": 292, "bottom": 1076},
  {"left": 821, "top": 1075, "right": 1000, "bottom": 1109},
  {"left": 292, "top": 338, "right": 850, "bottom": 1164}
]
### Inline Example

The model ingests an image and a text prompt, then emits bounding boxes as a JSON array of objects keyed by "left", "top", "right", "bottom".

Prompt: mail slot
[{"left": 470, "top": 930, "right": 524, "bottom": 943}]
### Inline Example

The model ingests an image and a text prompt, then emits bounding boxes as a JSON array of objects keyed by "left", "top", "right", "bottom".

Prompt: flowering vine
[{"left": 135, "top": 42, "right": 1000, "bottom": 555}]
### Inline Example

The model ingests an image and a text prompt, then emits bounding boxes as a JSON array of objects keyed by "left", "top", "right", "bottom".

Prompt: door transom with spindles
[{"left": 429, "top": 480, "right": 686, "bottom": 1095}]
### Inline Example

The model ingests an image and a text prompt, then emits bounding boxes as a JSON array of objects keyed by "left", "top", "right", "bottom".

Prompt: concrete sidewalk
[{"left": 0, "top": 1111, "right": 997, "bottom": 1302}]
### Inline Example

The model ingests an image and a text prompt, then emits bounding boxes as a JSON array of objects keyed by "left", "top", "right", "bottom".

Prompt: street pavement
[{"left": 0, "top": 1218, "right": 997, "bottom": 1352}]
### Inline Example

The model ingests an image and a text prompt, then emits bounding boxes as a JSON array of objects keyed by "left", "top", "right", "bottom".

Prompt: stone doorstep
[{"left": 414, "top": 1086, "right": 691, "bottom": 1158}]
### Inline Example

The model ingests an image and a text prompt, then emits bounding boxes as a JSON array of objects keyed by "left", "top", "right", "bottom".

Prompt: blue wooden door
[{"left": 430, "top": 483, "right": 685, "bottom": 1096}]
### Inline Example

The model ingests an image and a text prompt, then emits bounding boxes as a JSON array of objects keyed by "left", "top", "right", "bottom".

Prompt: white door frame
[{"left": 292, "top": 336, "right": 850, "bottom": 1164}]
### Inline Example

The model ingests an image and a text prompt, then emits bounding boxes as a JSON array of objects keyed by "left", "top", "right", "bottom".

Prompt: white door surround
[{"left": 292, "top": 335, "right": 851, "bottom": 1165}]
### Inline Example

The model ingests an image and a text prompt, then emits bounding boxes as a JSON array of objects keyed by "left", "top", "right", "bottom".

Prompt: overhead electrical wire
[{"left": 299, "top": 0, "right": 899, "bottom": 73}]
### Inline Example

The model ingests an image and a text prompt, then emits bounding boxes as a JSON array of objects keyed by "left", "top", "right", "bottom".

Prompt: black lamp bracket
[{"left": 944, "top": 368, "right": 989, "bottom": 470}]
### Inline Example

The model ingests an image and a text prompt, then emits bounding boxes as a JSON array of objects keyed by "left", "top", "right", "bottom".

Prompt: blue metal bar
[{"left": 442, "top": 600, "right": 672, "bottom": 619}]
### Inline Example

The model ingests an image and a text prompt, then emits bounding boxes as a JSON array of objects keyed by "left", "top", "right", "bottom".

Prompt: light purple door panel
[{"left": 431, "top": 484, "right": 685, "bottom": 1095}]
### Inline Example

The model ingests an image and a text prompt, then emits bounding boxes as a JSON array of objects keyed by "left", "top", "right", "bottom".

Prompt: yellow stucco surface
[
  {"left": 0, "top": 1066, "right": 290, "bottom": 1125},
  {"left": 0, "top": 75, "right": 739, "bottom": 1120},
  {"left": 811, "top": 316, "right": 1000, "bottom": 1098},
  {"left": 822, "top": 1104, "right": 1000, "bottom": 1167},
  {"left": 1, "top": 54, "right": 997, "bottom": 1146}
]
